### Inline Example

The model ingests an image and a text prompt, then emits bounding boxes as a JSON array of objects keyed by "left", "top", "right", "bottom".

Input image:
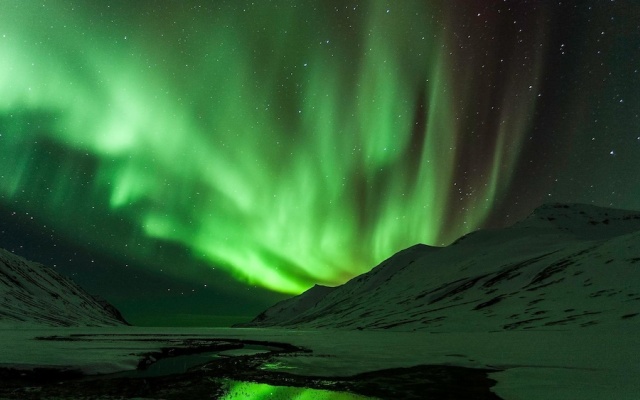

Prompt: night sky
[{"left": 0, "top": 1, "right": 639, "bottom": 326}]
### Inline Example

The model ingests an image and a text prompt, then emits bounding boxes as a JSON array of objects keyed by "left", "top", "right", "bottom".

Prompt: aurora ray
[{"left": 0, "top": 1, "right": 582, "bottom": 294}]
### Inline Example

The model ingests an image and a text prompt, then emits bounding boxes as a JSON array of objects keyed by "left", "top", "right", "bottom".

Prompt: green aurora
[{"left": 1, "top": 1, "right": 627, "bottom": 295}]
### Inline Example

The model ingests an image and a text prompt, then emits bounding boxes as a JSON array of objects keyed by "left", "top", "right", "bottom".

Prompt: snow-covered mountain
[
  {"left": 242, "top": 203, "right": 640, "bottom": 331},
  {"left": 0, "top": 248, "right": 128, "bottom": 327}
]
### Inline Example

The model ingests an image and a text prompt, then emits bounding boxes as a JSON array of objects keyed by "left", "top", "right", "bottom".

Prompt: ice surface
[{"left": 0, "top": 327, "right": 638, "bottom": 399}]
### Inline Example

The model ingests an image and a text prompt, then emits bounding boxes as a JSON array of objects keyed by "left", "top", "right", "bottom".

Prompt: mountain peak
[
  {"left": 0, "top": 248, "right": 128, "bottom": 327},
  {"left": 244, "top": 203, "right": 640, "bottom": 331},
  {"left": 519, "top": 202, "right": 640, "bottom": 240}
]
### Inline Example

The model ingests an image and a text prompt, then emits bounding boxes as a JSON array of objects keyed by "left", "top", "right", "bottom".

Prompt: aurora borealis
[{"left": 1, "top": 1, "right": 639, "bottom": 323}]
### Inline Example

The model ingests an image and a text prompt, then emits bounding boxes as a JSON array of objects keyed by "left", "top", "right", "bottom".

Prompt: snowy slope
[
  {"left": 244, "top": 203, "right": 640, "bottom": 331},
  {"left": 247, "top": 284, "right": 337, "bottom": 326},
  {"left": 0, "top": 248, "right": 128, "bottom": 327}
]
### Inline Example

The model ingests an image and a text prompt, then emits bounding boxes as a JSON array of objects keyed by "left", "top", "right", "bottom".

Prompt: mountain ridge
[
  {"left": 240, "top": 203, "right": 640, "bottom": 331},
  {"left": 0, "top": 247, "right": 128, "bottom": 327}
]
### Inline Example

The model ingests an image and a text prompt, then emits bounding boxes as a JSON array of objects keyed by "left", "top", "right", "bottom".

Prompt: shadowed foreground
[
  {"left": 0, "top": 335, "right": 500, "bottom": 399},
  {"left": 0, "top": 358, "right": 501, "bottom": 400}
]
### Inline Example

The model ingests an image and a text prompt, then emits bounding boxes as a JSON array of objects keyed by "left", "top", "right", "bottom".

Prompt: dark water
[
  {"left": 104, "top": 346, "right": 377, "bottom": 398},
  {"left": 219, "top": 380, "right": 376, "bottom": 400},
  {"left": 111, "top": 344, "right": 274, "bottom": 378}
]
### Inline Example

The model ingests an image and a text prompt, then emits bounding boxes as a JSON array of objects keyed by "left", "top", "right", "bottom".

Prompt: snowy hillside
[
  {"left": 242, "top": 203, "right": 640, "bottom": 331},
  {"left": 0, "top": 248, "right": 128, "bottom": 327}
]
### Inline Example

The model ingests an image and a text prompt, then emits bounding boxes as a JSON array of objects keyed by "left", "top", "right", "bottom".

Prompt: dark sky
[{"left": 0, "top": 1, "right": 638, "bottom": 326}]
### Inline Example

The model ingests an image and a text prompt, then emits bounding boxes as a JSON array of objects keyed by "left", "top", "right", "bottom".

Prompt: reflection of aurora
[
  {"left": 1, "top": 2, "right": 547, "bottom": 293},
  {"left": 221, "top": 381, "right": 372, "bottom": 400}
]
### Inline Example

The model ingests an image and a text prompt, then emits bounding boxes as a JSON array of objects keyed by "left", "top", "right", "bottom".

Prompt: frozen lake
[{"left": 0, "top": 325, "right": 638, "bottom": 399}]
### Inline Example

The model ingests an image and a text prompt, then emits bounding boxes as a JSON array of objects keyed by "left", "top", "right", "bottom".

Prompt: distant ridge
[
  {"left": 241, "top": 203, "right": 640, "bottom": 331},
  {"left": 0, "top": 248, "right": 128, "bottom": 327}
]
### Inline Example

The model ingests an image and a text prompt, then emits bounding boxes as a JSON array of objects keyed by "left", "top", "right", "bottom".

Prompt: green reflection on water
[{"left": 221, "top": 380, "right": 375, "bottom": 400}]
